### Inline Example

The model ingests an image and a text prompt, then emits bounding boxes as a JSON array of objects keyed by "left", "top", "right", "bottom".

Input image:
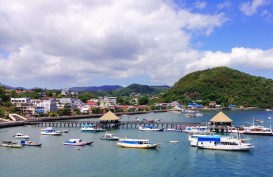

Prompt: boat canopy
[{"left": 197, "top": 136, "right": 221, "bottom": 143}]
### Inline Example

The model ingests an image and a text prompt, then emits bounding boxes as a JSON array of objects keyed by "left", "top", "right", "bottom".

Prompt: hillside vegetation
[
  {"left": 112, "top": 84, "right": 169, "bottom": 96},
  {"left": 161, "top": 67, "right": 273, "bottom": 108}
]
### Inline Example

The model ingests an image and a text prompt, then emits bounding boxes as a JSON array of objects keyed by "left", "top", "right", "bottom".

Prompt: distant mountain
[
  {"left": 161, "top": 66, "right": 273, "bottom": 108},
  {"left": 112, "top": 84, "right": 170, "bottom": 96},
  {"left": 70, "top": 85, "right": 123, "bottom": 92},
  {"left": 0, "top": 83, "right": 27, "bottom": 90}
]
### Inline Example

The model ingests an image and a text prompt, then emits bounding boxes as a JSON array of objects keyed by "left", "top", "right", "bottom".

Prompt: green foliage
[
  {"left": 78, "top": 92, "right": 97, "bottom": 103},
  {"left": 112, "top": 84, "right": 169, "bottom": 96},
  {"left": 57, "top": 108, "right": 72, "bottom": 116},
  {"left": 139, "top": 96, "right": 149, "bottom": 105},
  {"left": 161, "top": 66, "right": 273, "bottom": 107},
  {"left": 0, "top": 108, "right": 5, "bottom": 117}
]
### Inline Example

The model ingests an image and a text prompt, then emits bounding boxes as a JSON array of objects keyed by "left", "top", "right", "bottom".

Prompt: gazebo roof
[
  {"left": 210, "top": 111, "right": 233, "bottom": 122},
  {"left": 99, "top": 111, "right": 120, "bottom": 121}
]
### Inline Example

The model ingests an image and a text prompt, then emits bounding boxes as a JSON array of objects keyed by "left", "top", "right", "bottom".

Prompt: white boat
[
  {"left": 0, "top": 141, "right": 22, "bottom": 148},
  {"left": 41, "top": 127, "right": 62, "bottom": 135},
  {"left": 244, "top": 125, "right": 273, "bottom": 136},
  {"left": 184, "top": 126, "right": 209, "bottom": 133},
  {"left": 12, "top": 133, "right": 30, "bottom": 139},
  {"left": 265, "top": 109, "right": 273, "bottom": 112},
  {"left": 63, "top": 139, "right": 87, "bottom": 146},
  {"left": 188, "top": 134, "right": 250, "bottom": 147},
  {"left": 100, "top": 133, "right": 119, "bottom": 141},
  {"left": 81, "top": 124, "right": 106, "bottom": 132},
  {"left": 139, "top": 125, "right": 163, "bottom": 131},
  {"left": 117, "top": 138, "right": 160, "bottom": 149},
  {"left": 196, "top": 135, "right": 253, "bottom": 151},
  {"left": 164, "top": 128, "right": 182, "bottom": 132}
]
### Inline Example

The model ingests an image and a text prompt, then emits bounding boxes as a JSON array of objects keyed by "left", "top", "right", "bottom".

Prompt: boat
[
  {"left": 243, "top": 125, "right": 273, "bottom": 136},
  {"left": 61, "top": 130, "right": 69, "bottom": 133},
  {"left": 268, "top": 117, "right": 272, "bottom": 120},
  {"left": 0, "top": 141, "right": 22, "bottom": 148},
  {"left": 170, "top": 140, "right": 179, "bottom": 143},
  {"left": 63, "top": 139, "right": 87, "bottom": 146},
  {"left": 164, "top": 128, "right": 182, "bottom": 132},
  {"left": 265, "top": 109, "right": 273, "bottom": 112},
  {"left": 184, "top": 126, "right": 209, "bottom": 133},
  {"left": 255, "top": 119, "right": 264, "bottom": 124},
  {"left": 100, "top": 133, "right": 119, "bottom": 141},
  {"left": 196, "top": 135, "right": 253, "bottom": 151},
  {"left": 12, "top": 133, "right": 30, "bottom": 139},
  {"left": 117, "top": 138, "right": 160, "bottom": 149},
  {"left": 81, "top": 124, "right": 106, "bottom": 132},
  {"left": 20, "top": 140, "right": 42, "bottom": 147},
  {"left": 139, "top": 125, "right": 163, "bottom": 131},
  {"left": 41, "top": 127, "right": 62, "bottom": 136}
]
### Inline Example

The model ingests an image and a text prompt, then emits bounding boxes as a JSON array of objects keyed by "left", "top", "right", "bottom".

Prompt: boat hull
[
  {"left": 198, "top": 145, "right": 253, "bottom": 151},
  {"left": 117, "top": 143, "right": 160, "bottom": 149}
]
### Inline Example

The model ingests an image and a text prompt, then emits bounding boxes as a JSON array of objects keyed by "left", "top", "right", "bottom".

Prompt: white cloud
[
  {"left": 186, "top": 47, "right": 273, "bottom": 73},
  {"left": 0, "top": 0, "right": 228, "bottom": 88},
  {"left": 240, "top": 0, "right": 266, "bottom": 16}
]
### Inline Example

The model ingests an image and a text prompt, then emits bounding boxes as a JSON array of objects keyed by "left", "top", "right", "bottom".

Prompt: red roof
[{"left": 86, "top": 101, "right": 97, "bottom": 106}]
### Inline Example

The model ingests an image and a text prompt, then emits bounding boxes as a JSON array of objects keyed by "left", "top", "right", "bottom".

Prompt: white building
[{"left": 11, "top": 98, "right": 30, "bottom": 104}]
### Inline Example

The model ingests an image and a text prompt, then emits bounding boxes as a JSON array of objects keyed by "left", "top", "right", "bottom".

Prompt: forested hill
[{"left": 161, "top": 66, "right": 273, "bottom": 108}]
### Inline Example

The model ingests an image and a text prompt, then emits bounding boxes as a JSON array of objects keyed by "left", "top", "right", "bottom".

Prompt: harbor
[{"left": 1, "top": 110, "right": 273, "bottom": 177}]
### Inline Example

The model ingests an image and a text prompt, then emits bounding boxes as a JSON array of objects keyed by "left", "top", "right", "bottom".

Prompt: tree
[
  {"left": 139, "top": 96, "right": 149, "bottom": 105},
  {"left": 57, "top": 108, "right": 72, "bottom": 116}
]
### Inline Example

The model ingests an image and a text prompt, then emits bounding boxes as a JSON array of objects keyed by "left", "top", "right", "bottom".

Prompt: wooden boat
[
  {"left": 20, "top": 140, "right": 42, "bottom": 147},
  {"left": 12, "top": 133, "right": 30, "bottom": 139},
  {"left": 117, "top": 138, "right": 160, "bottom": 149},
  {"left": 100, "top": 133, "right": 119, "bottom": 141},
  {"left": 0, "top": 141, "right": 22, "bottom": 148}
]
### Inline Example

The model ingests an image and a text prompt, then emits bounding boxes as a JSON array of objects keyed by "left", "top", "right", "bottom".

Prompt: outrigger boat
[{"left": 117, "top": 138, "right": 160, "bottom": 149}]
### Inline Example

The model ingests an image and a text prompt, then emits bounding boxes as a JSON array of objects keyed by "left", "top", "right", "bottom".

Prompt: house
[{"left": 209, "top": 101, "right": 217, "bottom": 108}]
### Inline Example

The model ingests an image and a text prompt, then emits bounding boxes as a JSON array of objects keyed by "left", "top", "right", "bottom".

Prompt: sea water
[{"left": 1, "top": 110, "right": 273, "bottom": 177}]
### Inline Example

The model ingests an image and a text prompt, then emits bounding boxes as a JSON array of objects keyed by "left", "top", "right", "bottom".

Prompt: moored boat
[
  {"left": 12, "top": 133, "right": 30, "bottom": 139},
  {"left": 20, "top": 140, "right": 42, "bottom": 146},
  {"left": 164, "top": 128, "right": 182, "bottom": 132},
  {"left": 100, "top": 133, "right": 119, "bottom": 141},
  {"left": 196, "top": 136, "right": 254, "bottom": 151},
  {"left": 63, "top": 139, "right": 86, "bottom": 146},
  {"left": 184, "top": 126, "right": 209, "bottom": 133},
  {"left": 117, "top": 138, "right": 160, "bottom": 149},
  {"left": 41, "top": 127, "right": 62, "bottom": 136},
  {"left": 138, "top": 125, "right": 163, "bottom": 131},
  {"left": 81, "top": 124, "right": 106, "bottom": 132},
  {"left": 0, "top": 141, "right": 22, "bottom": 148}
]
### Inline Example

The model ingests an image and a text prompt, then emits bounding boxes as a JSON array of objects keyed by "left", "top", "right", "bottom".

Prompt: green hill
[
  {"left": 112, "top": 84, "right": 169, "bottom": 96},
  {"left": 161, "top": 66, "right": 273, "bottom": 108}
]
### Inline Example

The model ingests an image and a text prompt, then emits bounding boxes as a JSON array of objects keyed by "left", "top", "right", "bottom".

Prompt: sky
[{"left": 0, "top": 0, "right": 273, "bottom": 89}]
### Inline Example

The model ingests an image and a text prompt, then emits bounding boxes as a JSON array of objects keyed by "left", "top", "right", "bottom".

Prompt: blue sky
[{"left": 0, "top": 0, "right": 273, "bottom": 89}]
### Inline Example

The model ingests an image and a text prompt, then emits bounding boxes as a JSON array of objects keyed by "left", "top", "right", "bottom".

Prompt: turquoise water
[{"left": 1, "top": 110, "right": 273, "bottom": 177}]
